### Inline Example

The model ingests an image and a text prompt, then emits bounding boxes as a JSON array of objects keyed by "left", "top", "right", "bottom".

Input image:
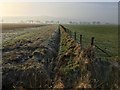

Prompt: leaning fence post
[
  {"left": 74, "top": 32, "right": 76, "bottom": 41},
  {"left": 80, "top": 34, "right": 82, "bottom": 45},
  {"left": 58, "top": 25, "right": 60, "bottom": 30},
  {"left": 91, "top": 37, "right": 95, "bottom": 46},
  {"left": 64, "top": 27, "right": 66, "bottom": 32}
]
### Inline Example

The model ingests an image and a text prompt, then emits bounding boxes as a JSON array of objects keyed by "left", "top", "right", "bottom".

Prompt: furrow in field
[
  {"left": 2, "top": 25, "right": 61, "bottom": 89},
  {"left": 2, "top": 25, "right": 57, "bottom": 64}
]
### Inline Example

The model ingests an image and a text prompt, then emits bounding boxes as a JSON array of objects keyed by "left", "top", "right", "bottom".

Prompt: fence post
[
  {"left": 58, "top": 25, "right": 60, "bottom": 34},
  {"left": 64, "top": 27, "right": 66, "bottom": 32},
  {"left": 58, "top": 25, "right": 60, "bottom": 30},
  {"left": 80, "top": 34, "right": 82, "bottom": 45},
  {"left": 91, "top": 37, "right": 95, "bottom": 46},
  {"left": 74, "top": 32, "right": 76, "bottom": 41}
]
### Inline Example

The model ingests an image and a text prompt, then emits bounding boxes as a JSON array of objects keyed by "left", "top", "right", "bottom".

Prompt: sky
[
  {"left": 0, "top": 0, "right": 119, "bottom": 2},
  {"left": 0, "top": 1, "right": 118, "bottom": 24}
]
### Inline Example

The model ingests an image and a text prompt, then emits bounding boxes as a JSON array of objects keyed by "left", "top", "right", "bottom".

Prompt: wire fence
[{"left": 60, "top": 24, "right": 112, "bottom": 57}]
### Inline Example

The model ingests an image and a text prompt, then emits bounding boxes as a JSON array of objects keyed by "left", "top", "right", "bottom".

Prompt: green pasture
[{"left": 64, "top": 25, "right": 118, "bottom": 57}]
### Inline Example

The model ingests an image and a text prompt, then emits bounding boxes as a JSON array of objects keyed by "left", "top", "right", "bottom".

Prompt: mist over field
[
  {"left": 1, "top": 1, "right": 119, "bottom": 89},
  {"left": 1, "top": 2, "right": 118, "bottom": 24}
]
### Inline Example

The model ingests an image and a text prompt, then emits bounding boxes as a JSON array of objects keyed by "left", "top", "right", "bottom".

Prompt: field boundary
[{"left": 60, "top": 24, "right": 112, "bottom": 57}]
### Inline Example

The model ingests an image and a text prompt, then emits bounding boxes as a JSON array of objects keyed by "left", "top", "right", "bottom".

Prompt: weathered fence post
[
  {"left": 58, "top": 25, "right": 60, "bottom": 30},
  {"left": 91, "top": 37, "right": 95, "bottom": 46},
  {"left": 58, "top": 25, "right": 60, "bottom": 34},
  {"left": 80, "top": 34, "right": 82, "bottom": 45},
  {"left": 74, "top": 32, "right": 76, "bottom": 41}
]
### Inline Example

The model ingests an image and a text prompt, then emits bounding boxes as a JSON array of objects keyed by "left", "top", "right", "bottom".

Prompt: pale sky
[
  {"left": 0, "top": 0, "right": 119, "bottom": 2},
  {"left": 0, "top": 1, "right": 118, "bottom": 24}
]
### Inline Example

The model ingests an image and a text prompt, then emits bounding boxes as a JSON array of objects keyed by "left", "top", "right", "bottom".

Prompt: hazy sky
[
  {"left": 0, "top": 2, "right": 118, "bottom": 24},
  {"left": 0, "top": 0, "right": 119, "bottom": 2}
]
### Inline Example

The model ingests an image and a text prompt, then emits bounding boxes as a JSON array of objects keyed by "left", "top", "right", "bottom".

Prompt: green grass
[{"left": 64, "top": 25, "right": 118, "bottom": 57}]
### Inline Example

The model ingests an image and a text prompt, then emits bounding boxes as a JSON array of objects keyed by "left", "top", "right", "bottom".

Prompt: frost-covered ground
[{"left": 2, "top": 25, "right": 57, "bottom": 64}]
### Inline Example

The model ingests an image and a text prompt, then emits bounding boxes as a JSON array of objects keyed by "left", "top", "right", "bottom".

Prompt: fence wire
[{"left": 61, "top": 25, "right": 113, "bottom": 57}]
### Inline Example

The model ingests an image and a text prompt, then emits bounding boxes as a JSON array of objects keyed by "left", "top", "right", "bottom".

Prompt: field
[
  {"left": 2, "top": 23, "right": 120, "bottom": 89},
  {"left": 2, "top": 24, "right": 57, "bottom": 64},
  {"left": 64, "top": 25, "right": 118, "bottom": 57},
  {"left": 1, "top": 23, "right": 45, "bottom": 30}
]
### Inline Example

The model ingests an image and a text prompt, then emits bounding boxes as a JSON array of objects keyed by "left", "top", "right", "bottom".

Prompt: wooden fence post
[
  {"left": 91, "top": 37, "right": 95, "bottom": 46},
  {"left": 58, "top": 25, "right": 60, "bottom": 30},
  {"left": 80, "top": 34, "right": 82, "bottom": 45},
  {"left": 74, "top": 32, "right": 76, "bottom": 41}
]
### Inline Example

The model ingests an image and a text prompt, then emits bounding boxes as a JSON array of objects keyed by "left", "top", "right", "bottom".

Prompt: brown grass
[{"left": 1, "top": 23, "right": 45, "bottom": 30}]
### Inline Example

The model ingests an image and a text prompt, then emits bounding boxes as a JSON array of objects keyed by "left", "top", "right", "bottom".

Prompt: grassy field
[
  {"left": 2, "top": 24, "right": 57, "bottom": 64},
  {"left": 2, "top": 23, "right": 119, "bottom": 89},
  {"left": 64, "top": 25, "right": 118, "bottom": 57}
]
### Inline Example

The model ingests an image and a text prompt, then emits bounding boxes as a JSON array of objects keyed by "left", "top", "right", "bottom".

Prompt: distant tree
[
  {"left": 96, "top": 21, "right": 101, "bottom": 25},
  {"left": 92, "top": 21, "right": 96, "bottom": 25},
  {"left": 87, "top": 22, "right": 90, "bottom": 25},
  {"left": 28, "top": 20, "right": 33, "bottom": 23},
  {"left": 79, "top": 22, "right": 82, "bottom": 25},
  {"left": 69, "top": 21, "right": 72, "bottom": 24},
  {"left": 36, "top": 21, "right": 41, "bottom": 24},
  {"left": 105, "top": 23, "right": 110, "bottom": 25}
]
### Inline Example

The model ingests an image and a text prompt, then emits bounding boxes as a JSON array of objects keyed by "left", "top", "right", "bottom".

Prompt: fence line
[
  {"left": 60, "top": 24, "right": 112, "bottom": 57},
  {"left": 80, "top": 34, "right": 82, "bottom": 47},
  {"left": 95, "top": 45, "right": 111, "bottom": 57}
]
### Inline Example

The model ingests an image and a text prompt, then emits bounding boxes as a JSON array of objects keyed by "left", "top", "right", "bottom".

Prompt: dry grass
[
  {"left": 1, "top": 23, "right": 45, "bottom": 30},
  {"left": 2, "top": 24, "right": 119, "bottom": 89},
  {"left": 54, "top": 25, "right": 120, "bottom": 89},
  {"left": 2, "top": 24, "right": 59, "bottom": 89}
]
